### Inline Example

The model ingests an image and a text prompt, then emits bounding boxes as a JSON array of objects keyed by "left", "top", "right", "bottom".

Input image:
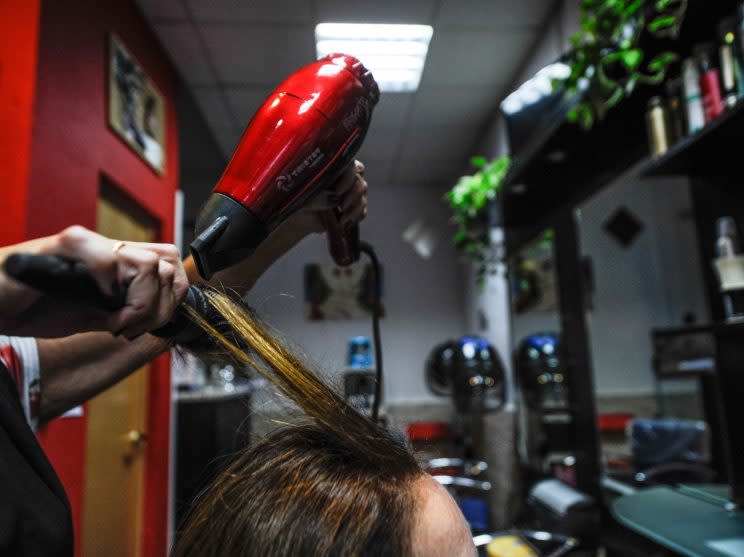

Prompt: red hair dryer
[{"left": 190, "top": 54, "right": 379, "bottom": 279}]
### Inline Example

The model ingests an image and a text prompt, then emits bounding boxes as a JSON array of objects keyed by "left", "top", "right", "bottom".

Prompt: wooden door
[{"left": 82, "top": 184, "right": 157, "bottom": 557}]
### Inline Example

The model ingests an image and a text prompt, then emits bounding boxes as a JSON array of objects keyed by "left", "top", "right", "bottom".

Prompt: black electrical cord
[{"left": 359, "top": 242, "right": 383, "bottom": 422}]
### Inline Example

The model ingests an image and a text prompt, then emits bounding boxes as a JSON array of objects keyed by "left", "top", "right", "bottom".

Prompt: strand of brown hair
[{"left": 183, "top": 289, "right": 406, "bottom": 459}]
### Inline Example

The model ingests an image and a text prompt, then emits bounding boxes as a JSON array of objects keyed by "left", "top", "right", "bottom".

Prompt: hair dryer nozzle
[{"left": 190, "top": 193, "right": 268, "bottom": 279}]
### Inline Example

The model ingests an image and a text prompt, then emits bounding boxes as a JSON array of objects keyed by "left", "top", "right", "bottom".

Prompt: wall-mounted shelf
[
  {"left": 499, "top": 0, "right": 741, "bottom": 248},
  {"left": 641, "top": 101, "right": 744, "bottom": 179},
  {"left": 501, "top": 91, "right": 650, "bottom": 252}
]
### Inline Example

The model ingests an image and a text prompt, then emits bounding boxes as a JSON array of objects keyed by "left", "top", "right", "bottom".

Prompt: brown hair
[{"left": 171, "top": 289, "right": 422, "bottom": 557}]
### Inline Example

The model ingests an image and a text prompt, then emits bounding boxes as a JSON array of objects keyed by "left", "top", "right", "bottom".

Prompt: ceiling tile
[
  {"left": 371, "top": 93, "right": 414, "bottom": 129},
  {"left": 420, "top": 28, "right": 534, "bottom": 88},
  {"left": 186, "top": 0, "right": 314, "bottom": 23},
  {"left": 407, "top": 87, "right": 502, "bottom": 130},
  {"left": 153, "top": 22, "right": 214, "bottom": 85},
  {"left": 199, "top": 23, "right": 315, "bottom": 84},
  {"left": 315, "top": 0, "right": 437, "bottom": 24},
  {"left": 398, "top": 124, "right": 479, "bottom": 163},
  {"left": 212, "top": 127, "right": 244, "bottom": 159},
  {"left": 192, "top": 87, "right": 235, "bottom": 128},
  {"left": 437, "top": 0, "right": 554, "bottom": 28},
  {"left": 224, "top": 86, "right": 273, "bottom": 124},
  {"left": 135, "top": 0, "right": 187, "bottom": 21},
  {"left": 393, "top": 156, "right": 466, "bottom": 187}
]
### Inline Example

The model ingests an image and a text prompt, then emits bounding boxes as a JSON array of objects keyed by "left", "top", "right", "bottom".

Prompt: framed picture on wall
[
  {"left": 108, "top": 33, "right": 166, "bottom": 175},
  {"left": 304, "top": 263, "right": 385, "bottom": 321}
]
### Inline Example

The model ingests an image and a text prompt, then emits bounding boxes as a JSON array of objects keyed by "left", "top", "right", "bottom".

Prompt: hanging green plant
[
  {"left": 445, "top": 155, "right": 511, "bottom": 285},
  {"left": 556, "top": 0, "right": 688, "bottom": 129}
]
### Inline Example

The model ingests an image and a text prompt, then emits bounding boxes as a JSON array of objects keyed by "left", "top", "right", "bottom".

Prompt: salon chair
[{"left": 631, "top": 418, "right": 714, "bottom": 487}]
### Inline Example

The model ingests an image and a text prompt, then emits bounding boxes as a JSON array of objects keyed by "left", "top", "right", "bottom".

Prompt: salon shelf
[
  {"left": 499, "top": 0, "right": 738, "bottom": 241},
  {"left": 501, "top": 91, "right": 649, "bottom": 235},
  {"left": 502, "top": 98, "right": 744, "bottom": 249},
  {"left": 640, "top": 101, "right": 744, "bottom": 179}
]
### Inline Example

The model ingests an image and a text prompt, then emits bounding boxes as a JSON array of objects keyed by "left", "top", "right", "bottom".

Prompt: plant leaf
[
  {"left": 647, "top": 15, "right": 677, "bottom": 32},
  {"left": 619, "top": 49, "right": 643, "bottom": 69},
  {"left": 604, "top": 86, "right": 625, "bottom": 109},
  {"left": 656, "top": 0, "right": 682, "bottom": 11},
  {"left": 647, "top": 51, "right": 678, "bottom": 72},
  {"left": 470, "top": 156, "right": 487, "bottom": 168},
  {"left": 624, "top": 0, "right": 643, "bottom": 17},
  {"left": 579, "top": 104, "right": 594, "bottom": 129}
]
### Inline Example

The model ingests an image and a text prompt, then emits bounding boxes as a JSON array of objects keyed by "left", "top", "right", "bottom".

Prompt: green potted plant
[
  {"left": 445, "top": 155, "right": 511, "bottom": 285},
  {"left": 557, "top": 0, "right": 688, "bottom": 129}
]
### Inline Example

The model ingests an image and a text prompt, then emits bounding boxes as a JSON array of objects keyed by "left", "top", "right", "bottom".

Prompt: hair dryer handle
[{"left": 320, "top": 209, "right": 360, "bottom": 266}]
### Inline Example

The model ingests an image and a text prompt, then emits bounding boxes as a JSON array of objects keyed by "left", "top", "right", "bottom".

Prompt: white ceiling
[{"left": 136, "top": 0, "right": 556, "bottom": 189}]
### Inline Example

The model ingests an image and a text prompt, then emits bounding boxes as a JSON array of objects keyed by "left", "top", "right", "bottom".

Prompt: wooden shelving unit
[{"left": 497, "top": 1, "right": 744, "bottom": 553}]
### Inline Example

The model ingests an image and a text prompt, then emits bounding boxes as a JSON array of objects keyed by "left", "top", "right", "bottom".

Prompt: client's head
[{"left": 172, "top": 289, "right": 475, "bottom": 557}]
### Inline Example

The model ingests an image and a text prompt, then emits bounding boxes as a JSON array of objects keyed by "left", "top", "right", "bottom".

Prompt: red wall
[
  {"left": 0, "top": 0, "right": 40, "bottom": 246},
  {"left": 24, "top": 1, "right": 180, "bottom": 555}
]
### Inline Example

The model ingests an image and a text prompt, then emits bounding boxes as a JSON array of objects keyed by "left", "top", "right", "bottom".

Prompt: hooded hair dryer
[{"left": 190, "top": 54, "right": 379, "bottom": 279}]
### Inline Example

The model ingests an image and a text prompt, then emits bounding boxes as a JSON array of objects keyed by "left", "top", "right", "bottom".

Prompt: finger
[
  {"left": 118, "top": 259, "right": 177, "bottom": 338},
  {"left": 107, "top": 247, "right": 160, "bottom": 334},
  {"left": 355, "top": 159, "right": 365, "bottom": 175},
  {"left": 122, "top": 242, "right": 181, "bottom": 264},
  {"left": 303, "top": 188, "right": 340, "bottom": 212},
  {"left": 341, "top": 197, "right": 368, "bottom": 228},
  {"left": 329, "top": 164, "right": 358, "bottom": 197},
  {"left": 340, "top": 176, "right": 368, "bottom": 213},
  {"left": 50, "top": 226, "right": 120, "bottom": 297},
  {"left": 172, "top": 261, "right": 189, "bottom": 306},
  {"left": 119, "top": 242, "right": 188, "bottom": 305}
]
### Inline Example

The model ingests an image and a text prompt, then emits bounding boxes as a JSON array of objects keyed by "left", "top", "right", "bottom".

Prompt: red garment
[{"left": 0, "top": 344, "right": 23, "bottom": 399}]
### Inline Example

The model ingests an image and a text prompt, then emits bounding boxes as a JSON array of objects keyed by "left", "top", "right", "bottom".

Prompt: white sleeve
[{"left": 0, "top": 335, "right": 41, "bottom": 429}]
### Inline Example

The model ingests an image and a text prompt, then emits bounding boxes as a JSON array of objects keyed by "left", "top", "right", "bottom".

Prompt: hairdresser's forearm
[
  {"left": 184, "top": 225, "right": 306, "bottom": 295},
  {"left": 36, "top": 332, "right": 169, "bottom": 422},
  {"left": 33, "top": 229, "right": 303, "bottom": 420}
]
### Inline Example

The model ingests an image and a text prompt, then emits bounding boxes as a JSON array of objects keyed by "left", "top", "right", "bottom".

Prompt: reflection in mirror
[
  {"left": 509, "top": 230, "right": 575, "bottom": 484},
  {"left": 576, "top": 173, "right": 711, "bottom": 488}
]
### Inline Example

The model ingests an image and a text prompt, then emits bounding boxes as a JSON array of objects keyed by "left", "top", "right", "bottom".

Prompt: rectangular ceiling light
[{"left": 315, "top": 23, "right": 433, "bottom": 93}]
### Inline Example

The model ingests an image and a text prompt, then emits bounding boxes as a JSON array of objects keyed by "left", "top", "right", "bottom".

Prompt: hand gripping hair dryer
[{"left": 190, "top": 54, "right": 380, "bottom": 279}]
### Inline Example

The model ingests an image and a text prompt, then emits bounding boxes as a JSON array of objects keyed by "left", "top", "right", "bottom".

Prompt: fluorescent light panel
[{"left": 315, "top": 23, "right": 433, "bottom": 92}]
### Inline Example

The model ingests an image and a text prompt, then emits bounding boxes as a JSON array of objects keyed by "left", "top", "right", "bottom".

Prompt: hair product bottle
[
  {"left": 718, "top": 18, "right": 739, "bottom": 108},
  {"left": 343, "top": 336, "right": 376, "bottom": 417},
  {"left": 666, "top": 77, "right": 687, "bottom": 142},
  {"left": 682, "top": 57, "right": 706, "bottom": 133},
  {"left": 696, "top": 43, "right": 725, "bottom": 121},
  {"left": 736, "top": 4, "right": 744, "bottom": 97},
  {"left": 714, "top": 217, "right": 744, "bottom": 321},
  {"left": 646, "top": 96, "right": 671, "bottom": 157}
]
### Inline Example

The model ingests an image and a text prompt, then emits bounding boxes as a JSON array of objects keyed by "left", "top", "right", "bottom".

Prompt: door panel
[{"left": 83, "top": 183, "right": 157, "bottom": 557}]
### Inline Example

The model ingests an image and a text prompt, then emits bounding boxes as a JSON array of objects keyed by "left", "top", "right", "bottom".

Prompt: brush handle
[
  {"left": 3, "top": 253, "right": 206, "bottom": 343},
  {"left": 4, "top": 253, "right": 126, "bottom": 311}
]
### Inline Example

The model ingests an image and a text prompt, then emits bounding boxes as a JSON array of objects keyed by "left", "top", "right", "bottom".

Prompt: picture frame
[
  {"left": 108, "top": 33, "right": 166, "bottom": 175},
  {"left": 304, "top": 263, "right": 385, "bottom": 321}
]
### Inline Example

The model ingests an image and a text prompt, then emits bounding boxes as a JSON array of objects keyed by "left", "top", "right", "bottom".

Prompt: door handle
[{"left": 127, "top": 430, "right": 148, "bottom": 445}]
